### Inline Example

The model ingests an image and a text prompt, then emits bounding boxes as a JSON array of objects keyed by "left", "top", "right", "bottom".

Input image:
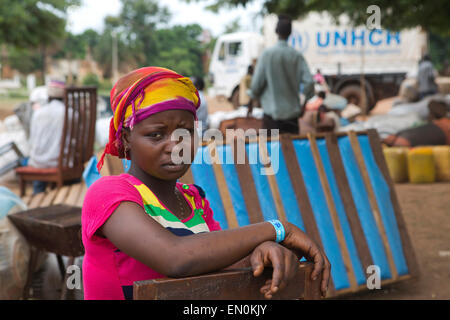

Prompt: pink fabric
[
  {"left": 81, "top": 173, "right": 221, "bottom": 300},
  {"left": 305, "top": 97, "right": 324, "bottom": 111},
  {"left": 313, "top": 73, "right": 325, "bottom": 84}
]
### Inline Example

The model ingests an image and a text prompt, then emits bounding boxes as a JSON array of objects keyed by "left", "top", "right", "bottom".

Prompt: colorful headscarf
[{"left": 97, "top": 66, "right": 200, "bottom": 171}]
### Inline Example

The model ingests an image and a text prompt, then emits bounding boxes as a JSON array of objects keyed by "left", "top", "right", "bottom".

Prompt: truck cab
[{"left": 208, "top": 32, "right": 263, "bottom": 106}]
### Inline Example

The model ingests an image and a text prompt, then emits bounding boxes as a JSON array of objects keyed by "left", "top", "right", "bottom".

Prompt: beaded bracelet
[{"left": 268, "top": 220, "right": 285, "bottom": 243}]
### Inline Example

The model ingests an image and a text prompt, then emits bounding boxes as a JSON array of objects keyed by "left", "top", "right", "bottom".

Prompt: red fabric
[
  {"left": 15, "top": 166, "right": 58, "bottom": 175},
  {"left": 97, "top": 67, "right": 199, "bottom": 172}
]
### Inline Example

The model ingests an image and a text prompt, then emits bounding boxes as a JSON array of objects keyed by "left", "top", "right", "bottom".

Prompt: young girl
[{"left": 82, "top": 66, "right": 330, "bottom": 300}]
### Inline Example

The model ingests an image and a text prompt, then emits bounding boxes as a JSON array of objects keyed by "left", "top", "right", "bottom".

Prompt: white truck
[{"left": 208, "top": 13, "right": 427, "bottom": 109}]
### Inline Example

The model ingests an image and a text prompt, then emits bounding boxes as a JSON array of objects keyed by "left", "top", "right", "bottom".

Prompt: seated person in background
[
  {"left": 28, "top": 79, "right": 66, "bottom": 194},
  {"left": 418, "top": 54, "right": 439, "bottom": 100},
  {"left": 305, "top": 91, "right": 326, "bottom": 112},
  {"left": 300, "top": 91, "right": 337, "bottom": 134}
]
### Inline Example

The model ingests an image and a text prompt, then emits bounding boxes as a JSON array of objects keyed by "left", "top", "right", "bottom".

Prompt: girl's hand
[
  {"left": 250, "top": 241, "right": 300, "bottom": 299},
  {"left": 282, "top": 222, "right": 331, "bottom": 298}
]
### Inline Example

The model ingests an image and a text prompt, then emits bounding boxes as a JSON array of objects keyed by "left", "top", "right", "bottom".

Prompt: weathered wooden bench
[
  {"left": 8, "top": 204, "right": 83, "bottom": 300},
  {"left": 133, "top": 262, "right": 321, "bottom": 300}
]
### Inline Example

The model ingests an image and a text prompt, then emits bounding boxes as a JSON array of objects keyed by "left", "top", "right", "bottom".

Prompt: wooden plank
[
  {"left": 200, "top": 130, "right": 370, "bottom": 147},
  {"left": 65, "top": 183, "right": 83, "bottom": 207},
  {"left": 22, "top": 195, "right": 32, "bottom": 207},
  {"left": 76, "top": 182, "right": 88, "bottom": 208},
  {"left": 75, "top": 91, "right": 86, "bottom": 168},
  {"left": 279, "top": 136, "right": 323, "bottom": 246},
  {"left": 28, "top": 192, "right": 46, "bottom": 209},
  {"left": 85, "top": 89, "right": 97, "bottom": 162},
  {"left": 335, "top": 274, "right": 412, "bottom": 297},
  {"left": 347, "top": 131, "right": 398, "bottom": 280},
  {"left": 66, "top": 92, "right": 78, "bottom": 169},
  {"left": 133, "top": 262, "right": 320, "bottom": 300},
  {"left": 307, "top": 133, "right": 358, "bottom": 291},
  {"left": 207, "top": 142, "right": 239, "bottom": 229},
  {"left": 324, "top": 133, "right": 374, "bottom": 272},
  {"left": 366, "top": 129, "right": 420, "bottom": 278},
  {"left": 52, "top": 186, "right": 71, "bottom": 205},
  {"left": 232, "top": 137, "right": 264, "bottom": 224},
  {"left": 279, "top": 135, "right": 336, "bottom": 297},
  {"left": 39, "top": 189, "right": 58, "bottom": 207},
  {"left": 257, "top": 138, "right": 288, "bottom": 223}
]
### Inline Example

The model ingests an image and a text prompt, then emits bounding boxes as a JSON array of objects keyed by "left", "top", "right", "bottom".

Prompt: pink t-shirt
[{"left": 81, "top": 173, "right": 221, "bottom": 300}]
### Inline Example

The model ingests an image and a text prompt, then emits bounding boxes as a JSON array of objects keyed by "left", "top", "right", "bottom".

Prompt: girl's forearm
[{"left": 167, "top": 222, "right": 277, "bottom": 277}]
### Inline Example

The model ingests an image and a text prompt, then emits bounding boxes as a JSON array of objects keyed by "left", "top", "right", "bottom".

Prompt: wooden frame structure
[{"left": 177, "top": 129, "right": 419, "bottom": 297}]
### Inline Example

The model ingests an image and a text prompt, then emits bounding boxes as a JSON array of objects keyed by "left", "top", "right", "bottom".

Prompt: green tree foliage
[
  {"left": 53, "top": 32, "right": 87, "bottom": 60},
  {"left": 7, "top": 46, "right": 43, "bottom": 74},
  {"left": 119, "top": 0, "right": 171, "bottom": 66},
  {"left": 0, "top": 0, "right": 80, "bottom": 48},
  {"left": 92, "top": 0, "right": 206, "bottom": 77},
  {"left": 82, "top": 73, "right": 100, "bottom": 86},
  {"left": 0, "top": 0, "right": 80, "bottom": 82},
  {"left": 153, "top": 24, "right": 205, "bottom": 77},
  {"left": 224, "top": 18, "right": 241, "bottom": 34},
  {"left": 2, "top": 0, "right": 209, "bottom": 81},
  {"left": 91, "top": 15, "right": 144, "bottom": 78},
  {"left": 429, "top": 33, "right": 450, "bottom": 72}
]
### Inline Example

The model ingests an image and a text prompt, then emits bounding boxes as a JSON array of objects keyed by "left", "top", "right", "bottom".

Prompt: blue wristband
[{"left": 268, "top": 220, "right": 285, "bottom": 243}]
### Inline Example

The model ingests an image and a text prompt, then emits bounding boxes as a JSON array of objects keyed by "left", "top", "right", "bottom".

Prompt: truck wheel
[
  {"left": 339, "top": 84, "right": 362, "bottom": 106},
  {"left": 338, "top": 84, "right": 373, "bottom": 111},
  {"left": 230, "top": 87, "right": 240, "bottom": 109},
  {"left": 338, "top": 84, "right": 374, "bottom": 111}
]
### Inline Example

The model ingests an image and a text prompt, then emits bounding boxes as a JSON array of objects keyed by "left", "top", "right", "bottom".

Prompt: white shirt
[{"left": 28, "top": 100, "right": 65, "bottom": 168}]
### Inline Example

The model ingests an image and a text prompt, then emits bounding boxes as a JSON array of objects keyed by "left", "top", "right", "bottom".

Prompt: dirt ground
[
  {"left": 1, "top": 96, "right": 449, "bottom": 300},
  {"left": 338, "top": 182, "right": 450, "bottom": 300}
]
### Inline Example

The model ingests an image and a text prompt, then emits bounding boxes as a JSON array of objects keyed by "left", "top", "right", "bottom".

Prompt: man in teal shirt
[{"left": 250, "top": 15, "right": 314, "bottom": 134}]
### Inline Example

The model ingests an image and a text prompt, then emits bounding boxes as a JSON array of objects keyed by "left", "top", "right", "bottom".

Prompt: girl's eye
[{"left": 147, "top": 132, "right": 162, "bottom": 139}]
